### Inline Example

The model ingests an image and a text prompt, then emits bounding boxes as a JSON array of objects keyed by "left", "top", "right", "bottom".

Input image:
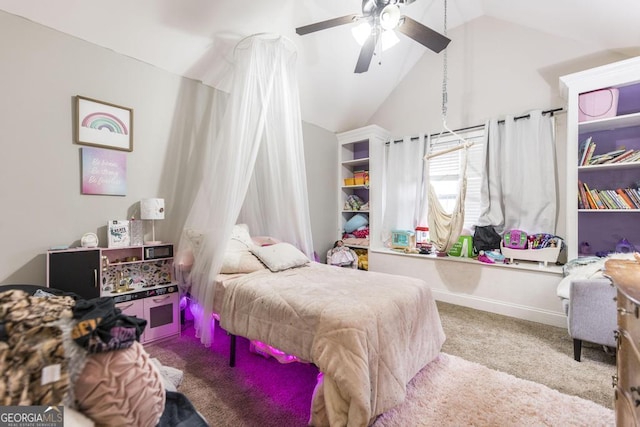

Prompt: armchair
[{"left": 565, "top": 278, "right": 617, "bottom": 362}]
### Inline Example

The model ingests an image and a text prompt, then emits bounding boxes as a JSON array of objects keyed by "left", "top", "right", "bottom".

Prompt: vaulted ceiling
[{"left": 1, "top": 0, "right": 639, "bottom": 132}]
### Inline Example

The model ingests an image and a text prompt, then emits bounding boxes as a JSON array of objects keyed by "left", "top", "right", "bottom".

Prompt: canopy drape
[{"left": 177, "top": 35, "right": 314, "bottom": 346}]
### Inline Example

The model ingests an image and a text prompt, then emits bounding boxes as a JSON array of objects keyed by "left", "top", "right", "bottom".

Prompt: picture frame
[
  {"left": 76, "top": 95, "right": 133, "bottom": 151},
  {"left": 107, "top": 220, "right": 131, "bottom": 248},
  {"left": 81, "top": 147, "right": 127, "bottom": 196}
]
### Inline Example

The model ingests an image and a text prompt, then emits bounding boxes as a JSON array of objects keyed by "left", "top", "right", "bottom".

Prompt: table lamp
[{"left": 140, "top": 198, "right": 164, "bottom": 244}]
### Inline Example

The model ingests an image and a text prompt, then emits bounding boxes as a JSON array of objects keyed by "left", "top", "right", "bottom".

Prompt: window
[{"left": 427, "top": 128, "right": 485, "bottom": 230}]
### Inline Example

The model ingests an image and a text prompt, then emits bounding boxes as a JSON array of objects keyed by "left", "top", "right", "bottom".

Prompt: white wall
[
  {"left": 370, "top": 16, "right": 628, "bottom": 137},
  {"left": 0, "top": 11, "right": 180, "bottom": 284},
  {"left": 0, "top": 11, "right": 337, "bottom": 285},
  {"left": 366, "top": 16, "right": 630, "bottom": 326},
  {"left": 302, "top": 122, "right": 338, "bottom": 262}
]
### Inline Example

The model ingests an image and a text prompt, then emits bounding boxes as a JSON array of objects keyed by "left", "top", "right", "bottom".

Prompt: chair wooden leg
[{"left": 573, "top": 338, "right": 582, "bottom": 362}]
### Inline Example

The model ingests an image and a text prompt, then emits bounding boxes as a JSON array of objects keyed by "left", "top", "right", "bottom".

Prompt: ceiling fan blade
[
  {"left": 396, "top": 16, "right": 451, "bottom": 53},
  {"left": 354, "top": 35, "right": 376, "bottom": 73},
  {"left": 296, "top": 14, "right": 359, "bottom": 36}
]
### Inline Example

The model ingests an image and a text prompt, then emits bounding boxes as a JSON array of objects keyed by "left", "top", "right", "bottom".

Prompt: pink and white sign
[{"left": 81, "top": 147, "right": 127, "bottom": 196}]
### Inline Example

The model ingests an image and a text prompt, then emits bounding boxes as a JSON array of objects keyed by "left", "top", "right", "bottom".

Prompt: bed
[{"left": 207, "top": 244, "right": 446, "bottom": 427}]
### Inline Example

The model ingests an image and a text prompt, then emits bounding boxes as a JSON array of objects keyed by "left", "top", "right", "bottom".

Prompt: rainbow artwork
[
  {"left": 77, "top": 96, "right": 132, "bottom": 151},
  {"left": 81, "top": 112, "right": 129, "bottom": 135}
]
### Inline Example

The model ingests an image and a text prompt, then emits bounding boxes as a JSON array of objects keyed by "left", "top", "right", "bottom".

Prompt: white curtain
[
  {"left": 381, "top": 135, "right": 428, "bottom": 245},
  {"left": 177, "top": 35, "right": 313, "bottom": 346},
  {"left": 477, "top": 110, "right": 557, "bottom": 235}
]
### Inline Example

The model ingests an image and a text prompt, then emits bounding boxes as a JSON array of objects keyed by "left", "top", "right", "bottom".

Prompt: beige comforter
[{"left": 217, "top": 262, "right": 445, "bottom": 426}]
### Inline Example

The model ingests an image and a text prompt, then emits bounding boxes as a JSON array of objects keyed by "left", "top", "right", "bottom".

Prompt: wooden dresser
[{"left": 605, "top": 258, "right": 640, "bottom": 426}]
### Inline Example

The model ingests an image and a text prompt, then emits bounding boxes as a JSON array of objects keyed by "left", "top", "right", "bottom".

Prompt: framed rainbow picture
[{"left": 76, "top": 96, "right": 133, "bottom": 151}]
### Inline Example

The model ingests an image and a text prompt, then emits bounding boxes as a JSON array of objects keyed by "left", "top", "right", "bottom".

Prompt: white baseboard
[{"left": 432, "top": 288, "right": 567, "bottom": 330}]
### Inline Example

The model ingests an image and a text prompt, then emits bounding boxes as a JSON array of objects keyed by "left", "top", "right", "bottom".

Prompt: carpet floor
[
  {"left": 372, "top": 353, "right": 613, "bottom": 426},
  {"left": 145, "top": 301, "right": 617, "bottom": 426}
]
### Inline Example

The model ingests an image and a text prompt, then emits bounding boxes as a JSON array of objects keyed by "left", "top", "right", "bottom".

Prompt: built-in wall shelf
[
  {"left": 336, "top": 125, "right": 390, "bottom": 269},
  {"left": 579, "top": 163, "right": 640, "bottom": 172},
  {"left": 578, "top": 111, "right": 640, "bottom": 133},
  {"left": 341, "top": 158, "right": 370, "bottom": 168},
  {"left": 560, "top": 57, "right": 640, "bottom": 260}
]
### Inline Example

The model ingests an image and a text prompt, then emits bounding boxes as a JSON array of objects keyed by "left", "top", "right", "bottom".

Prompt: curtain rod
[{"left": 387, "top": 107, "right": 564, "bottom": 144}]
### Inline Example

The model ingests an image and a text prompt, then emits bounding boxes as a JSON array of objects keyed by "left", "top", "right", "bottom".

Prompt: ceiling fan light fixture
[
  {"left": 351, "top": 21, "right": 372, "bottom": 46},
  {"left": 381, "top": 29, "right": 400, "bottom": 51},
  {"left": 379, "top": 4, "right": 401, "bottom": 30},
  {"left": 296, "top": 0, "right": 451, "bottom": 74}
]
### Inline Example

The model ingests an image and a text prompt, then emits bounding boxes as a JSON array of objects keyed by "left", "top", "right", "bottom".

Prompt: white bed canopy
[{"left": 177, "top": 34, "right": 314, "bottom": 346}]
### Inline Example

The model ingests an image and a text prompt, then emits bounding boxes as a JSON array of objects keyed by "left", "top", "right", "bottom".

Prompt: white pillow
[
  {"left": 220, "top": 238, "right": 265, "bottom": 274},
  {"left": 184, "top": 224, "right": 252, "bottom": 251},
  {"left": 184, "top": 224, "right": 265, "bottom": 274},
  {"left": 250, "top": 243, "right": 310, "bottom": 272},
  {"left": 230, "top": 224, "right": 253, "bottom": 246}
]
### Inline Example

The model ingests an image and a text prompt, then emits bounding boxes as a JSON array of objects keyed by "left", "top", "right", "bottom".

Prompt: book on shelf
[
  {"left": 598, "top": 190, "right": 618, "bottom": 209},
  {"left": 108, "top": 220, "right": 130, "bottom": 248},
  {"left": 605, "top": 149, "right": 635, "bottom": 164},
  {"left": 616, "top": 188, "right": 637, "bottom": 209},
  {"left": 626, "top": 151, "right": 640, "bottom": 163},
  {"left": 626, "top": 188, "right": 640, "bottom": 208},
  {"left": 578, "top": 137, "right": 592, "bottom": 166},
  {"left": 578, "top": 180, "right": 589, "bottom": 208},
  {"left": 622, "top": 188, "right": 640, "bottom": 208},
  {"left": 589, "top": 189, "right": 606, "bottom": 209},
  {"left": 584, "top": 141, "right": 597, "bottom": 165},
  {"left": 578, "top": 185, "right": 640, "bottom": 210},
  {"left": 581, "top": 182, "right": 598, "bottom": 209},
  {"left": 605, "top": 190, "right": 625, "bottom": 209},
  {"left": 590, "top": 153, "right": 614, "bottom": 165},
  {"left": 583, "top": 146, "right": 640, "bottom": 165}
]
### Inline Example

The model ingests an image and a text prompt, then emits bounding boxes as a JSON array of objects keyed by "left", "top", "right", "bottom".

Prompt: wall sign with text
[{"left": 81, "top": 147, "right": 127, "bottom": 196}]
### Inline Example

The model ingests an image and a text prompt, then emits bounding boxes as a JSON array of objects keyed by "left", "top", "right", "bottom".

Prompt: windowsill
[{"left": 370, "top": 248, "right": 564, "bottom": 275}]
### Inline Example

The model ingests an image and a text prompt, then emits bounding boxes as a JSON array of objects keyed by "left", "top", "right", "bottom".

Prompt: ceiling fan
[{"left": 295, "top": 0, "right": 451, "bottom": 73}]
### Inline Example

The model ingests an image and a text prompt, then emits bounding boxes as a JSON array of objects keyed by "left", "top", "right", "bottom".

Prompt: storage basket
[
  {"left": 344, "top": 177, "right": 355, "bottom": 186},
  {"left": 353, "top": 170, "right": 369, "bottom": 185},
  {"left": 500, "top": 242, "right": 561, "bottom": 267},
  {"left": 578, "top": 88, "right": 619, "bottom": 122}
]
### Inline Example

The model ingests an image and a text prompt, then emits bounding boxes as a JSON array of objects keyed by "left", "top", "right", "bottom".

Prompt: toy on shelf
[
  {"left": 500, "top": 231, "right": 563, "bottom": 267},
  {"left": 391, "top": 230, "right": 415, "bottom": 250}
]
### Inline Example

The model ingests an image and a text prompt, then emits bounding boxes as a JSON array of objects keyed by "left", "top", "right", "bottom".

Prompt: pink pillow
[
  {"left": 251, "top": 236, "right": 282, "bottom": 247},
  {"left": 74, "top": 342, "right": 165, "bottom": 427}
]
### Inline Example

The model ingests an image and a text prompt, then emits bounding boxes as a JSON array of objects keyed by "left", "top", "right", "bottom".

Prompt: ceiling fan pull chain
[{"left": 441, "top": 0, "right": 448, "bottom": 120}]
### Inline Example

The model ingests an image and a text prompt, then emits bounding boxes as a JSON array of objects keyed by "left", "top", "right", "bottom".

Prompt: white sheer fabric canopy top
[{"left": 178, "top": 33, "right": 314, "bottom": 346}]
